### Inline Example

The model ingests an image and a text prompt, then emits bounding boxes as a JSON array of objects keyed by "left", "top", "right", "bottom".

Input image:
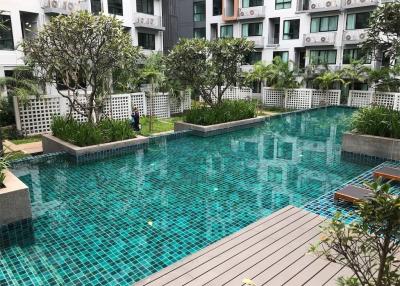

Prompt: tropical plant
[
  {"left": 268, "top": 56, "right": 300, "bottom": 90},
  {"left": 166, "top": 38, "right": 254, "bottom": 105},
  {"left": 313, "top": 71, "right": 344, "bottom": 91},
  {"left": 22, "top": 11, "right": 142, "bottom": 123},
  {"left": 362, "top": 2, "right": 400, "bottom": 65},
  {"left": 0, "top": 154, "right": 10, "bottom": 186},
  {"left": 244, "top": 61, "right": 274, "bottom": 88},
  {"left": 310, "top": 180, "right": 400, "bottom": 286},
  {"left": 340, "top": 60, "right": 371, "bottom": 91},
  {"left": 184, "top": 100, "right": 257, "bottom": 126},
  {"left": 51, "top": 116, "right": 135, "bottom": 147},
  {"left": 351, "top": 106, "right": 400, "bottom": 139},
  {"left": 368, "top": 65, "right": 400, "bottom": 92}
]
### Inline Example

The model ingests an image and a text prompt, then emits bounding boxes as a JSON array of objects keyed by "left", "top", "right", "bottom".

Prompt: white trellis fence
[
  {"left": 347, "top": 90, "right": 400, "bottom": 110},
  {"left": 262, "top": 88, "right": 341, "bottom": 110},
  {"left": 14, "top": 91, "right": 191, "bottom": 135},
  {"left": 199, "top": 86, "right": 253, "bottom": 103}
]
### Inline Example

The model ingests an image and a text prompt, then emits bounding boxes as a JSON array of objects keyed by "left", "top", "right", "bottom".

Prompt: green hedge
[
  {"left": 184, "top": 100, "right": 257, "bottom": 126},
  {"left": 51, "top": 117, "right": 135, "bottom": 147},
  {"left": 351, "top": 106, "right": 400, "bottom": 139}
]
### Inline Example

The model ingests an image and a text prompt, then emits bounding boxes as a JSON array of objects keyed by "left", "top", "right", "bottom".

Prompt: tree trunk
[{"left": 0, "top": 129, "right": 3, "bottom": 157}]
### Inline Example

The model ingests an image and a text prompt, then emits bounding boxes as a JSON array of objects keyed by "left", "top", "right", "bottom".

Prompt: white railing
[
  {"left": 347, "top": 90, "right": 400, "bottom": 110},
  {"left": 14, "top": 92, "right": 191, "bottom": 135},
  {"left": 303, "top": 32, "right": 336, "bottom": 46},
  {"left": 342, "top": 29, "right": 368, "bottom": 44},
  {"left": 262, "top": 88, "right": 341, "bottom": 110},
  {"left": 199, "top": 86, "right": 252, "bottom": 103}
]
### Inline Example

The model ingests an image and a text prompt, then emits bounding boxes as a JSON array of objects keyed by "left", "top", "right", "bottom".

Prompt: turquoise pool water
[{"left": 1, "top": 107, "right": 375, "bottom": 285}]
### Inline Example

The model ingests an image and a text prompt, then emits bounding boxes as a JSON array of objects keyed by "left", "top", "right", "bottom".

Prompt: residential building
[
  {"left": 163, "top": 0, "right": 206, "bottom": 53},
  {"left": 205, "top": 0, "right": 384, "bottom": 89},
  {"left": 0, "top": 0, "right": 165, "bottom": 78}
]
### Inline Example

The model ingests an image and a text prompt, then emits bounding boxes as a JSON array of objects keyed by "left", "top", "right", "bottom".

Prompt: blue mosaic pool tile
[{"left": 1, "top": 107, "right": 377, "bottom": 285}]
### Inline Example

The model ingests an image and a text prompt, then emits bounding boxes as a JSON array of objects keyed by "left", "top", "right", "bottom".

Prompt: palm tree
[
  {"left": 244, "top": 61, "right": 274, "bottom": 88},
  {"left": 313, "top": 71, "right": 345, "bottom": 105},
  {"left": 340, "top": 60, "right": 371, "bottom": 91}
]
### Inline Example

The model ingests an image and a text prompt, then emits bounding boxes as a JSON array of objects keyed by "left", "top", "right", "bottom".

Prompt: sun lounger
[
  {"left": 334, "top": 185, "right": 373, "bottom": 203},
  {"left": 373, "top": 166, "right": 400, "bottom": 182}
]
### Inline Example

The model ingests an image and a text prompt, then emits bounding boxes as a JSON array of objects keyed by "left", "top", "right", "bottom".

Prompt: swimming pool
[{"left": 1, "top": 107, "right": 375, "bottom": 285}]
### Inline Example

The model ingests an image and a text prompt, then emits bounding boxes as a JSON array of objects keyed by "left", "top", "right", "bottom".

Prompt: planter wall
[
  {"left": 0, "top": 170, "right": 31, "bottom": 226},
  {"left": 42, "top": 134, "right": 149, "bottom": 162},
  {"left": 342, "top": 132, "right": 400, "bottom": 161},
  {"left": 174, "top": 117, "right": 265, "bottom": 137}
]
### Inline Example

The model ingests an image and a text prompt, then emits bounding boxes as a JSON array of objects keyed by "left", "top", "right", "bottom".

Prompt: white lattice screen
[
  {"left": 63, "top": 95, "right": 88, "bottom": 122},
  {"left": 131, "top": 92, "right": 147, "bottom": 116},
  {"left": 285, "top": 89, "right": 312, "bottom": 110},
  {"left": 146, "top": 93, "right": 170, "bottom": 118},
  {"left": 311, "top": 90, "right": 341, "bottom": 107},
  {"left": 262, "top": 88, "right": 285, "bottom": 107},
  {"left": 108, "top": 94, "right": 131, "bottom": 120},
  {"left": 347, "top": 90, "right": 400, "bottom": 109},
  {"left": 200, "top": 86, "right": 252, "bottom": 103}
]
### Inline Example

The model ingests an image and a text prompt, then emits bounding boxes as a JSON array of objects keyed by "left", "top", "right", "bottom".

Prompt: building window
[
  {"left": 137, "top": 0, "right": 154, "bottom": 14},
  {"left": 309, "top": 50, "right": 337, "bottom": 65},
  {"left": 310, "top": 16, "right": 338, "bottom": 33},
  {"left": 346, "top": 12, "right": 371, "bottom": 30},
  {"left": 244, "top": 51, "right": 262, "bottom": 65},
  {"left": 138, "top": 33, "right": 155, "bottom": 50},
  {"left": 243, "top": 0, "right": 264, "bottom": 7},
  {"left": 0, "top": 15, "right": 14, "bottom": 50},
  {"left": 91, "top": 0, "right": 102, "bottom": 14},
  {"left": 108, "top": 0, "right": 123, "bottom": 15},
  {"left": 213, "top": 0, "right": 222, "bottom": 15},
  {"left": 220, "top": 25, "right": 233, "bottom": 38},
  {"left": 194, "top": 1, "right": 206, "bottom": 22},
  {"left": 273, "top": 51, "right": 289, "bottom": 62},
  {"left": 242, "top": 23, "right": 263, "bottom": 37},
  {"left": 194, "top": 28, "right": 206, "bottom": 38},
  {"left": 275, "top": 0, "right": 291, "bottom": 10},
  {"left": 343, "top": 48, "right": 371, "bottom": 64},
  {"left": 283, "top": 19, "right": 300, "bottom": 40}
]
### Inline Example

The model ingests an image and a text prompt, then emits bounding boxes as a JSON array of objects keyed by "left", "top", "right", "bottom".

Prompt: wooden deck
[{"left": 135, "top": 206, "right": 353, "bottom": 286}]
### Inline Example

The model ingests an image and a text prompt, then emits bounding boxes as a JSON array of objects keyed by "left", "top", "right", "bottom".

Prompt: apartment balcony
[
  {"left": 238, "top": 6, "right": 265, "bottom": 20},
  {"left": 246, "top": 36, "right": 265, "bottom": 48},
  {"left": 308, "top": 0, "right": 341, "bottom": 12},
  {"left": 343, "top": 0, "right": 378, "bottom": 8},
  {"left": 303, "top": 32, "right": 336, "bottom": 46},
  {"left": 133, "top": 13, "right": 165, "bottom": 31},
  {"left": 342, "top": 29, "right": 368, "bottom": 44},
  {"left": 41, "top": 0, "right": 86, "bottom": 14}
]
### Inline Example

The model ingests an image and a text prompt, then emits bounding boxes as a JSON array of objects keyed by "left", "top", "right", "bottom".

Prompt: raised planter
[
  {"left": 42, "top": 134, "right": 149, "bottom": 160},
  {"left": 0, "top": 170, "right": 31, "bottom": 226},
  {"left": 342, "top": 132, "right": 400, "bottom": 161},
  {"left": 174, "top": 117, "right": 265, "bottom": 137}
]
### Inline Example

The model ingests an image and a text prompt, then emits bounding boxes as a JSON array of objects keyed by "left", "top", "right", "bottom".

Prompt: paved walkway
[
  {"left": 135, "top": 206, "right": 353, "bottom": 286},
  {"left": 3, "top": 140, "right": 43, "bottom": 155}
]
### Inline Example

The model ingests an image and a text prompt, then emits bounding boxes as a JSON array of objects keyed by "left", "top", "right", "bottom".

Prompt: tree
[
  {"left": 362, "top": 2, "right": 400, "bottom": 65},
  {"left": 314, "top": 71, "right": 344, "bottom": 91},
  {"left": 340, "top": 60, "right": 371, "bottom": 91},
  {"left": 311, "top": 180, "right": 400, "bottom": 286},
  {"left": 22, "top": 11, "right": 142, "bottom": 123},
  {"left": 368, "top": 65, "right": 400, "bottom": 92},
  {"left": 166, "top": 38, "right": 254, "bottom": 105}
]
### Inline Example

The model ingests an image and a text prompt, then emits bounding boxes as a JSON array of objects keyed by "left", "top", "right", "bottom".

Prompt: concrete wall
[
  {"left": 0, "top": 170, "right": 32, "bottom": 226},
  {"left": 342, "top": 132, "right": 400, "bottom": 161}
]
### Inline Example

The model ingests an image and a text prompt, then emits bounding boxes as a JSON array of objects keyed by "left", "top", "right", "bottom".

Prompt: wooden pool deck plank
[{"left": 135, "top": 206, "right": 352, "bottom": 286}]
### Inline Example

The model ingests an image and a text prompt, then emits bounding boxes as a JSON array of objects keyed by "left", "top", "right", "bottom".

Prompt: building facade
[
  {"left": 0, "top": 0, "right": 165, "bottom": 78},
  {"left": 205, "top": 0, "right": 384, "bottom": 88}
]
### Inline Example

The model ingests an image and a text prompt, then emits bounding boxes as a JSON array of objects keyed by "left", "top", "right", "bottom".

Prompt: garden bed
[
  {"left": 174, "top": 117, "right": 265, "bottom": 137},
  {"left": 342, "top": 132, "right": 400, "bottom": 161},
  {"left": 0, "top": 170, "right": 31, "bottom": 226}
]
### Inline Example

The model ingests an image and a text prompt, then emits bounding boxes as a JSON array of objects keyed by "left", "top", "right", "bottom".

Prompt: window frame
[
  {"left": 273, "top": 51, "right": 289, "bottom": 63},
  {"left": 283, "top": 19, "right": 300, "bottom": 40},
  {"left": 310, "top": 15, "right": 338, "bottom": 33},
  {"left": 193, "top": 27, "right": 206, "bottom": 38},
  {"left": 138, "top": 32, "right": 156, "bottom": 50},
  {"left": 346, "top": 12, "right": 371, "bottom": 30},
  {"left": 137, "top": 0, "right": 154, "bottom": 15},
  {"left": 309, "top": 50, "right": 337, "bottom": 65},
  {"left": 342, "top": 48, "right": 371, "bottom": 64},
  {"left": 193, "top": 1, "right": 206, "bottom": 22},
  {"left": 275, "top": 0, "right": 291, "bottom": 10},
  {"left": 243, "top": 0, "right": 264, "bottom": 8},
  {"left": 242, "top": 22, "right": 263, "bottom": 37},
  {"left": 0, "top": 15, "right": 14, "bottom": 51},
  {"left": 108, "top": 0, "right": 123, "bottom": 16},
  {"left": 244, "top": 51, "right": 263, "bottom": 65},
  {"left": 220, "top": 25, "right": 234, "bottom": 38}
]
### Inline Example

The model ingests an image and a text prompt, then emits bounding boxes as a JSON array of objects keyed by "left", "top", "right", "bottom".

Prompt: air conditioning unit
[
  {"left": 345, "top": 34, "right": 352, "bottom": 40},
  {"left": 310, "top": 3, "right": 318, "bottom": 9},
  {"left": 359, "top": 33, "right": 366, "bottom": 40},
  {"left": 346, "top": 0, "right": 352, "bottom": 4},
  {"left": 306, "top": 37, "right": 312, "bottom": 42},
  {"left": 250, "top": 10, "right": 255, "bottom": 15},
  {"left": 240, "top": 11, "right": 245, "bottom": 16},
  {"left": 326, "top": 1, "right": 332, "bottom": 7},
  {"left": 321, "top": 36, "right": 326, "bottom": 42},
  {"left": 360, "top": 0, "right": 366, "bottom": 3}
]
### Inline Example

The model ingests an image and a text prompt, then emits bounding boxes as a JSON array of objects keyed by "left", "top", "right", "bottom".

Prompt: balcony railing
[
  {"left": 246, "top": 36, "right": 265, "bottom": 48},
  {"left": 343, "top": 0, "right": 378, "bottom": 8},
  {"left": 342, "top": 29, "right": 368, "bottom": 44},
  {"left": 133, "top": 13, "right": 165, "bottom": 31},
  {"left": 303, "top": 32, "right": 336, "bottom": 46},
  {"left": 308, "top": 0, "right": 341, "bottom": 11},
  {"left": 238, "top": 6, "right": 265, "bottom": 20}
]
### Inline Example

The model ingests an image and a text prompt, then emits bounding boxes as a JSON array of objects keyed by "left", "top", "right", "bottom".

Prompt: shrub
[
  {"left": 184, "top": 100, "right": 257, "bottom": 126},
  {"left": 351, "top": 106, "right": 400, "bottom": 139},
  {"left": 51, "top": 117, "right": 135, "bottom": 147},
  {"left": 0, "top": 155, "right": 10, "bottom": 187}
]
